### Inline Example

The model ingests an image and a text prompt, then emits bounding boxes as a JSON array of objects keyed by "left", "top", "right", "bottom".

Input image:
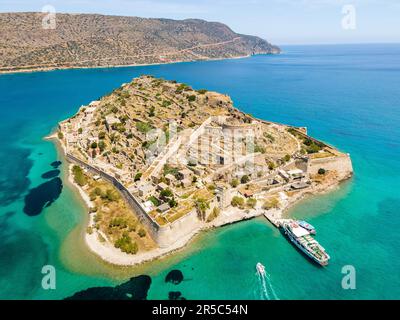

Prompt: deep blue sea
[{"left": 0, "top": 44, "right": 399, "bottom": 299}]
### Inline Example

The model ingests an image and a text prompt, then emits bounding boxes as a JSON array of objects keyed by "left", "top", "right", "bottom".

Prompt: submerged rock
[
  {"left": 23, "top": 177, "right": 63, "bottom": 216},
  {"left": 165, "top": 270, "right": 184, "bottom": 285},
  {"left": 65, "top": 275, "right": 151, "bottom": 300}
]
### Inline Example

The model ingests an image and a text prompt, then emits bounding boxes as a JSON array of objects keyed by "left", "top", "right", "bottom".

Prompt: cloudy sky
[{"left": 1, "top": 0, "right": 399, "bottom": 45}]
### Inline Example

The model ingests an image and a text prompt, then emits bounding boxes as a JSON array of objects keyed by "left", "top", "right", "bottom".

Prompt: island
[{"left": 54, "top": 75, "right": 353, "bottom": 265}]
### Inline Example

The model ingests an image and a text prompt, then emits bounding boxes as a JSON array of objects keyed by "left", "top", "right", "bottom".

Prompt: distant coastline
[
  {"left": 0, "top": 12, "right": 280, "bottom": 75},
  {"left": 0, "top": 54, "right": 253, "bottom": 76}
]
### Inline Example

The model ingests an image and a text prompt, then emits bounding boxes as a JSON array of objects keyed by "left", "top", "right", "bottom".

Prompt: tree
[
  {"left": 78, "top": 128, "right": 83, "bottom": 134},
  {"left": 284, "top": 154, "right": 291, "bottom": 162},
  {"left": 187, "top": 95, "right": 196, "bottom": 102},
  {"left": 134, "top": 172, "right": 142, "bottom": 182},
  {"left": 318, "top": 168, "right": 326, "bottom": 175},
  {"left": 231, "top": 196, "right": 245, "bottom": 208},
  {"left": 195, "top": 198, "right": 209, "bottom": 221},
  {"left": 57, "top": 131, "right": 64, "bottom": 140},
  {"left": 149, "top": 106, "right": 155, "bottom": 117},
  {"left": 98, "top": 141, "right": 106, "bottom": 152},
  {"left": 102, "top": 189, "right": 119, "bottom": 202},
  {"left": 268, "top": 161, "right": 276, "bottom": 170},
  {"left": 168, "top": 198, "right": 178, "bottom": 208},
  {"left": 241, "top": 175, "right": 250, "bottom": 184},
  {"left": 160, "top": 188, "right": 173, "bottom": 199},
  {"left": 90, "top": 142, "right": 98, "bottom": 149},
  {"left": 94, "top": 187, "right": 102, "bottom": 196},
  {"left": 98, "top": 131, "right": 106, "bottom": 139},
  {"left": 138, "top": 228, "right": 146, "bottom": 238},
  {"left": 115, "top": 233, "right": 138, "bottom": 254},
  {"left": 72, "top": 165, "right": 87, "bottom": 186},
  {"left": 246, "top": 198, "right": 257, "bottom": 208},
  {"left": 230, "top": 179, "right": 239, "bottom": 188}
]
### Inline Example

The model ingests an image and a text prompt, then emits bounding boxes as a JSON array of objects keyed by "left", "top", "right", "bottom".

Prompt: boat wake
[{"left": 255, "top": 265, "right": 279, "bottom": 300}]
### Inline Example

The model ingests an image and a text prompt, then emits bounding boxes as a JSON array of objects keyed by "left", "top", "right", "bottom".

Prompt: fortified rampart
[
  {"left": 66, "top": 153, "right": 201, "bottom": 248},
  {"left": 307, "top": 154, "right": 353, "bottom": 179}
]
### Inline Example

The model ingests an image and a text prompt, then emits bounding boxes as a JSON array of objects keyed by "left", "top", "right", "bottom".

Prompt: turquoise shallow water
[{"left": 0, "top": 44, "right": 399, "bottom": 299}]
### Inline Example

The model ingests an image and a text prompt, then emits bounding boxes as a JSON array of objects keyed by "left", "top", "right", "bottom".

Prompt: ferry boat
[
  {"left": 297, "top": 220, "right": 316, "bottom": 234},
  {"left": 282, "top": 221, "right": 330, "bottom": 266},
  {"left": 256, "top": 262, "right": 266, "bottom": 276}
]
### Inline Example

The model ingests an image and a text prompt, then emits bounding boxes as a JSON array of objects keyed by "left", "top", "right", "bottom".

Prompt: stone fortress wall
[
  {"left": 66, "top": 153, "right": 201, "bottom": 248},
  {"left": 308, "top": 154, "right": 353, "bottom": 180}
]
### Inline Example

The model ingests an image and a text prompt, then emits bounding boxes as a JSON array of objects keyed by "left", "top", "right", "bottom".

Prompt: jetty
[{"left": 263, "top": 210, "right": 292, "bottom": 228}]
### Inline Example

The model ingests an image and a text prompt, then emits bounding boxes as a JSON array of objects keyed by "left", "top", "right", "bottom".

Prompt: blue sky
[{"left": 1, "top": 0, "right": 399, "bottom": 45}]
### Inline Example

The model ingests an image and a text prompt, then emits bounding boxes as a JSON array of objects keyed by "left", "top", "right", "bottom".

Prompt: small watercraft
[
  {"left": 256, "top": 262, "right": 266, "bottom": 276},
  {"left": 282, "top": 221, "right": 329, "bottom": 266},
  {"left": 298, "top": 220, "right": 316, "bottom": 234}
]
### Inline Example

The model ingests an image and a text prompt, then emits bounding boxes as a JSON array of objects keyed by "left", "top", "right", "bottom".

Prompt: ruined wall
[
  {"left": 156, "top": 209, "right": 200, "bottom": 248},
  {"left": 66, "top": 153, "right": 201, "bottom": 248},
  {"left": 308, "top": 154, "right": 353, "bottom": 180}
]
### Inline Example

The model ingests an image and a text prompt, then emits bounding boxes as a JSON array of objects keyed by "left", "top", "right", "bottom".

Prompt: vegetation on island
[{"left": 73, "top": 165, "right": 156, "bottom": 254}]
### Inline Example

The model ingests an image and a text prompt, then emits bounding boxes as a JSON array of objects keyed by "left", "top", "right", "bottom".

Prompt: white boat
[
  {"left": 282, "top": 221, "right": 330, "bottom": 266},
  {"left": 297, "top": 220, "right": 316, "bottom": 234},
  {"left": 256, "top": 262, "right": 266, "bottom": 276}
]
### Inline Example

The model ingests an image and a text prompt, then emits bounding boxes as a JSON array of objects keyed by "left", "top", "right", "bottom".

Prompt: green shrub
[
  {"left": 134, "top": 172, "right": 142, "bottom": 182},
  {"left": 241, "top": 175, "right": 250, "bottom": 184},
  {"left": 230, "top": 179, "right": 239, "bottom": 188},
  {"left": 246, "top": 198, "right": 257, "bottom": 208},
  {"left": 168, "top": 198, "right": 178, "bottom": 208},
  {"left": 268, "top": 161, "right": 276, "bottom": 170},
  {"left": 94, "top": 187, "right": 102, "bottom": 196},
  {"left": 254, "top": 144, "right": 266, "bottom": 154},
  {"left": 72, "top": 165, "right": 87, "bottom": 186},
  {"left": 231, "top": 196, "right": 245, "bottom": 208},
  {"left": 136, "top": 121, "right": 153, "bottom": 134},
  {"left": 115, "top": 233, "right": 138, "bottom": 254},
  {"left": 109, "top": 217, "right": 128, "bottom": 228},
  {"left": 149, "top": 106, "right": 155, "bottom": 117},
  {"left": 264, "top": 132, "right": 275, "bottom": 142},
  {"left": 98, "top": 141, "right": 106, "bottom": 152},
  {"left": 187, "top": 95, "right": 196, "bottom": 102},
  {"left": 160, "top": 188, "right": 173, "bottom": 199},
  {"left": 138, "top": 228, "right": 146, "bottom": 238},
  {"left": 101, "top": 189, "right": 119, "bottom": 202},
  {"left": 318, "top": 168, "right": 326, "bottom": 175},
  {"left": 162, "top": 100, "right": 172, "bottom": 108}
]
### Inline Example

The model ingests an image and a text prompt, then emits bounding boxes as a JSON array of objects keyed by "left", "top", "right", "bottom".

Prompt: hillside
[{"left": 0, "top": 13, "right": 280, "bottom": 73}]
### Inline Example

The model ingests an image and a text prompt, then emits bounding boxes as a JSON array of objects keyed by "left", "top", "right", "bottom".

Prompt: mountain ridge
[{"left": 0, "top": 12, "right": 280, "bottom": 73}]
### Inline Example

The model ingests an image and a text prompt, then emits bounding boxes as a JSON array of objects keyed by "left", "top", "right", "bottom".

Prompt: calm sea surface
[{"left": 0, "top": 44, "right": 399, "bottom": 299}]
